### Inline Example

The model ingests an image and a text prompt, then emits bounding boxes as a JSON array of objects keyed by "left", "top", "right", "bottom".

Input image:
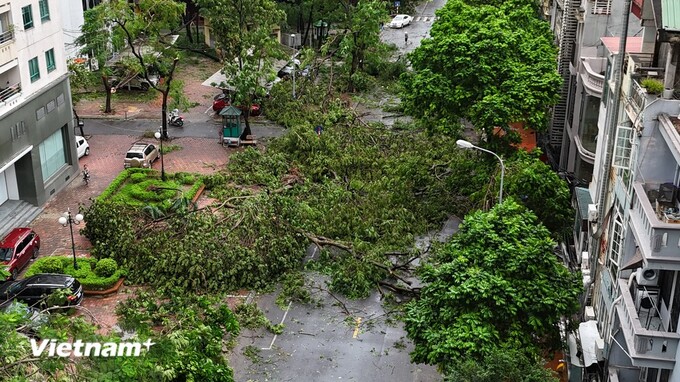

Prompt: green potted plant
[{"left": 640, "top": 78, "right": 664, "bottom": 94}]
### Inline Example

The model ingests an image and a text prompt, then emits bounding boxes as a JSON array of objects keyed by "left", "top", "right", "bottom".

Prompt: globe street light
[
  {"left": 154, "top": 130, "right": 166, "bottom": 181},
  {"left": 58, "top": 209, "right": 84, "bottom": 270},
  {"left": 456, "top": 139, "right": 505, "bottom": 204}
]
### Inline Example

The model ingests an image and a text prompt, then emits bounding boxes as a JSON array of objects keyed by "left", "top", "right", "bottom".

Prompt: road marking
[
  {"left": 352, "top": 317, "right": 362, "bottom": 338},
  {"left": 261, "top": 301, "right": 292, "bottom": 350}
]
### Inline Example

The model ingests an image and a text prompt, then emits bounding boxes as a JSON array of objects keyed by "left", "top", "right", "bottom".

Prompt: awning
[
  {"left": 575, "top": 187, "right": 593, "bottom": 221},
  {"left": 621, "top": 249, "right": 644, "bottom": 270},
  {"left": 568, "top": 333, "right": 584, "bottom": 367},
  {"left": 579, "top": 320, "right": 604, "bottom": 367}
]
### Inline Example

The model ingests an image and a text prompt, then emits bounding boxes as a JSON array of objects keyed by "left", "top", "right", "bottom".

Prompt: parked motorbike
[{"left": 168, "top": 108, "right": 184, "bottom": 127}]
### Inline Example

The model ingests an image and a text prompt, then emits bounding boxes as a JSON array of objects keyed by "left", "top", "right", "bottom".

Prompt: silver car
[{"left": 124, "top": 142, "right": 159, "bottom": 168}]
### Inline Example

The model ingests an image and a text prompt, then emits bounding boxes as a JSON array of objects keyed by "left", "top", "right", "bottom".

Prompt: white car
[
  {"left": 389, "top": 14, "right": 413, "bottom": 28},
  {"left": 75, "top": 135, "right": 90, "bottom": 158}
]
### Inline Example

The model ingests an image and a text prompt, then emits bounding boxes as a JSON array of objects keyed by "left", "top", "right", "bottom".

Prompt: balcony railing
[
  {"left": 0, "top": 29, "right": 12, "bottom": 45},
  {"left": 629, "top": 79, "right": 647, "bottom": 115},
  {"left": 630, "top": 182, "right": 680, "bottom": 268},
  {"left": 0, "top": 81, "right": 20, "bottom": 103},
  {"left": 580, "top": 58, "right": 605, "bottom": 97},
  {"left": 617, "top": 278, "right": 680, "bottom": 369}
]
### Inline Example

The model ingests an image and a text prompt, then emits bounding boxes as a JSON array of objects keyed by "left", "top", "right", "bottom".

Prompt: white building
[
  {"left": 0, "top": 0, "right": 80, "bottom": 224},
  {"left": 552, "top": 0, "right": 680, "bottom": 380}
]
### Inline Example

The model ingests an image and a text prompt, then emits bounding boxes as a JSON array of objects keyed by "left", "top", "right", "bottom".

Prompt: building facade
[{"left": 0, "top": 0, "right": 79, "bottom": 207}]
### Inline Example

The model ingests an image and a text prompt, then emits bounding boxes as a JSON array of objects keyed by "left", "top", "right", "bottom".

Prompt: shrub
[
  {"left": 129, "top": 173, "right": 147, "bottom": 183},
  {"left": 95, "top": 258, "right": 118, "bottom": 277},
  {"left": 25, "top": 256, "right": 125, "bottom": 291},
  {"left": 26, "top": 256, "right": 65, "bottom": 274},
  {"left": 641, "top": 78, "right": 664, "bottom": 94}
]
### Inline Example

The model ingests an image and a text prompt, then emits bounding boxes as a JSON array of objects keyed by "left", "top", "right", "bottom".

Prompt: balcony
[
  {"left": 630, "top": 182, "right": 680, "bottom": 269},
  {"left": 0, "top": 31, "right": 15, "bottom": 68},
  {"left": 580, "top": 57, "right": 605, "bottom": 97},
  {"left": 617, "top": 278, "right": 680, "bottom": 369}
]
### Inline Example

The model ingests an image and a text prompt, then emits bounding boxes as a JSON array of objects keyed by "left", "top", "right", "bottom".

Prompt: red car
[
  {"left": 0, "top": 228, "right": 40, "bottom": 280},
  {"left": 212, "top": 93, "right": 262, "bottom": 117}
]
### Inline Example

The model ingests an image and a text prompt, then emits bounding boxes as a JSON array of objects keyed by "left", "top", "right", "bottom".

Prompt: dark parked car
[
  {"left": 0, "top": 274, "right": 83, "bottom": 308},
  {"left": 0, "top": 228, "right": 40, "bottom": 280}
]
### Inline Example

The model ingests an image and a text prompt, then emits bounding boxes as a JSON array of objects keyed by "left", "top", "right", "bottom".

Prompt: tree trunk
[
  {"left": 240, "top": 110, "right": 252, "bottom": 139},
  {"left": 101, "top": 75, "right": 112, "bottom": 113},
  {"left": 184, "top": 13, "right": 194, "bottom": 44}
]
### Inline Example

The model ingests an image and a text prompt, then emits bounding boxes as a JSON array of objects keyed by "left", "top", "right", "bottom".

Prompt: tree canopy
[
  {"left": 404, "top": 200, "right": 581, "bottom": 373},
  {"left": 400, "top": 0, "right": 561, "bottom": 137}
]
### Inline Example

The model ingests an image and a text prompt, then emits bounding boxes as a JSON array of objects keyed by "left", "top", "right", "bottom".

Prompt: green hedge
[
  {"left": 26, "top": 256, "right": 126, "bottom": 291},
  {"left": 99, "top": 168, "right": 157, "bottom": 201}
]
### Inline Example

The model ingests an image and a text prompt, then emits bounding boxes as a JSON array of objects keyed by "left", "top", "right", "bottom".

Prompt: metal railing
[
  {"left": 0, "top": 81, "right": 20, "bottom": 102},
  {"left": 0, "top": 29, "right": 13, "bottom": 44}
]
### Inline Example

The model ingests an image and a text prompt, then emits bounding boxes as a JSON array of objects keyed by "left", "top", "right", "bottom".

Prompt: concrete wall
[{"left": 0, "top": 75, "right": 77, "bottom": 206}]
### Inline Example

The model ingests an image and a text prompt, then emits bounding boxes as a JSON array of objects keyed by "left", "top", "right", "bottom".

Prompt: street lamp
[
  {"left": 314, "top": 20, "right": 329, "bottom": 50},
  {"left": 456, "top": 139, "right": 505, "bottom": 204},
  {"left": 291, "top": 34, "right": 296, "bottom": 99},
  {"left": 154, "top": 130, "right": 166, "bottom": 181},
  {"left": 58, "top": 209, "right": 84, "bottom": 270}
]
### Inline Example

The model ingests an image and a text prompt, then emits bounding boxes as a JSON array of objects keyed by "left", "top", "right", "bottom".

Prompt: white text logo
[{"left": 30, "top": 339, "right": 154, "bottom": 357}]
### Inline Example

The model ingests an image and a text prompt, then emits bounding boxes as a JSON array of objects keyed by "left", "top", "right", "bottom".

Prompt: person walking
[{"left": 404, "top": 31, "right": 408, "bottom": 47}]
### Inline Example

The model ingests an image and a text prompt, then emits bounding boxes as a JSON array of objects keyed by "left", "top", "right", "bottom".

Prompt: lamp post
[
  {"left": 291, "top": 34, "right": 296, "bottom": 99},
  {"left": 154, "top": 130, "right": 166, "bottom": 181},
  {"left": 58, "top": 209, "right": 83, "bottom": 270},
  {"left": 456, "top": 139, "right": 505, "bottom": 204}
]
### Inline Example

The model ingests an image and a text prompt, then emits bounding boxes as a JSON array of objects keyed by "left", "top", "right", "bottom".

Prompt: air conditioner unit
[
  {"left": 584, "top": 306, "right": 596, "bottom": 320},
  {"left": 595, "top": 338, "right": 605, "bottom": 361},
  {"left": 635, "top": 288, "right": 660, "bottom": 312},
  {"left": 581, "top": 251, "right": 590, "bottom": 268},
  {"left": 588, "top": 204, "right": 598, "bottom": 222},
  {"left": 637, "top": 267, "right": 659, "bottom": 286}
]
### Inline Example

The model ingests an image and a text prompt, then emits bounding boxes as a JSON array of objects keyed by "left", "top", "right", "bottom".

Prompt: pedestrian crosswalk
[{"left": 413, "top": 16, "right": 438, "bottom": 23}]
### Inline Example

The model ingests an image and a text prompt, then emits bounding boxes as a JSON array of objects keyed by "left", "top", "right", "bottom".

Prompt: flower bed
[{"left": 25, "top": 256, "right": 126, "bottom": 291}]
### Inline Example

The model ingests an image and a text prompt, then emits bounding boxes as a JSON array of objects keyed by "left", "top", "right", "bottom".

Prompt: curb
[{"left": 84, "top": 277, "right": 126, "bottom": 297}]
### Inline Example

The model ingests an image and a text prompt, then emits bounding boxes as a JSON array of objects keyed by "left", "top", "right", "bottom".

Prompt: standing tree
[
  {"left": 77, "top": 0, "right": 186, "bottom": 138},
  {"left": 197, "top": 0, "right": 286, "bottom": 138},
  {"left": 404, "top": 200, "right": 581, "bottom": 375},
  {"left": 504, "top": 150, "right": 573, "bottom": 237},
  {"left": 400, "top": 0, "right": 561, "bottom": 138},
  {"left": 338, "top": 0, "right": 385, "bottom": 92}
]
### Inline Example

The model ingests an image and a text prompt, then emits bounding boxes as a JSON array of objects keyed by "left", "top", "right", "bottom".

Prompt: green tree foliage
[
  {"left": 504, "top": 151, "right": 573, "bottom": 237},
  {"left": 78, "top": 0, "right": 187, "bottom": 137},
  {"left": 404, "top": 200, "right": 581, "bottom": 373},
  {"left": 400, "top": 0, "right": 561, "bottom": 137},
  {"left": 445, "top": 346, "right": 559, "bottom": 382},
  {"left": 196, "top": 0, "right": 286, "bottom": 137}
]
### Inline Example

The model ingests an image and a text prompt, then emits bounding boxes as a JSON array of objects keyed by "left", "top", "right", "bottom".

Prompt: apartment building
[
  {"left": 0, "top": 0, "right": 79, "bottom": 208},
  {"left": 552, "top": 0, "right": 680, "bottom": 380}
]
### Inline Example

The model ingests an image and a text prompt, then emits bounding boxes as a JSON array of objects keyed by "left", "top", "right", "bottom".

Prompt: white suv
[{"left": 124, "top": 142, "right": 159, "bottom": 168}]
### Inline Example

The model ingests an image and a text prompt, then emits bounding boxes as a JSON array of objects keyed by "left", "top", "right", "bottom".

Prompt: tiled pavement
[{"left": 27, "top": 133, "right": 231, "bottom": 334}]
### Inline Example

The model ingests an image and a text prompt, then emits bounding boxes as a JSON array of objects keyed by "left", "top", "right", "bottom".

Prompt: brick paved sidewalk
[{"left": 28, "top": 133, "right": 230, "bottom": 334}]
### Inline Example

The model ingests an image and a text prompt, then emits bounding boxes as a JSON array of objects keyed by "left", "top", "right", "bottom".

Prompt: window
[
  {"left": 607, "top": 215, "right": 624, "bottom": 280},
  {"left": 56, "top": 93, "right": 64, "bottom": 106},
  {"left": 11, "top": 122, "right": 26, "bottom": 141},
  {"left": 21, "top": 5, "right": 33, "bottom": 30},
  {"left": 45, "top": 49, "right": 55, "bottom": 72},
  {"left": 46, "top": 99, "right": 55, "bottom": 113},
  {"left": 39, "top": 128, "right": 66, "bottom": 180},
  {"left": 29, "top": 57, "right": 40, "bottom": 82},
  {"left": 36, "top": 106, "right": 45, "bottom": 120},
  {"left": 39, "top": 0, "right": 50, "bottom": 21},
  {"left": 613, "top": 125, "right": 633, "bottom": 169}
]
